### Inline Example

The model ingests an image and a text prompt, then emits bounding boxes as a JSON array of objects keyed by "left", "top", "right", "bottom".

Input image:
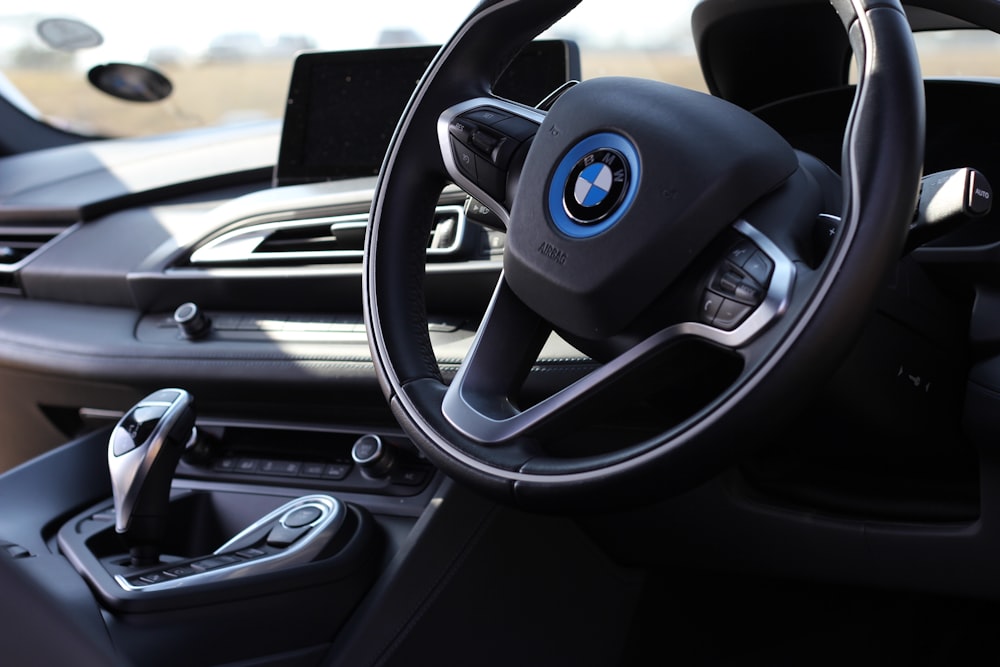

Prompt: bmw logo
[
  {"left": 548, "top": 133, "right": 640, "bottom": 239},
  {"left": 563, "top": 150, "right": 629, "bottom": 224}
]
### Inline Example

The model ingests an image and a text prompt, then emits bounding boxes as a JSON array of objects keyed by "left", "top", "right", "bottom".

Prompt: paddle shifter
[{"left": 107, "top": 388, "right": 196, "bottom": 566}]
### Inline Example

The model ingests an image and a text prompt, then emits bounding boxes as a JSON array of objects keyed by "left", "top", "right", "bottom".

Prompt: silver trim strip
[
  {"left": 114, "top": 494, "right": 344, "bottom": 592},
  {"left": 439, "top": 220, "right": 795, "bottom": 444},
  {"left": 190, "top": 205, "right": 467, "bottom": 264}
]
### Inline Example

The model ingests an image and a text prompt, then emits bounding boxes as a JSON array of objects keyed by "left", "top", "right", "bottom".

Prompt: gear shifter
[{"left": 108, "top": 388, "right": 196, "bottom": 566}]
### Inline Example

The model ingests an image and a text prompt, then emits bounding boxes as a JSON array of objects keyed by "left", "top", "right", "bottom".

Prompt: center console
[{"left": 49, "top": 388, "right": 439, "bottom": 666}]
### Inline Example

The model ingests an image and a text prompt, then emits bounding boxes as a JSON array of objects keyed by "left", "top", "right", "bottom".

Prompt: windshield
[{"left": 0, "top": 1, "right": 701, "bottom": 138}]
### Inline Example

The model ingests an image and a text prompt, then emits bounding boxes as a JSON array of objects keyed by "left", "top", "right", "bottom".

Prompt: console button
[
  {"left": 392, "top": 467, "right": 429, "bottom": 486},
  {"left": 235, "top": 458, "right": 259, "bottom": 473},
  {"left": 283, "top": 505, "right": 322, "bottom": 528},
  {"left": 322, "top": 463, "right": 351, "bottom": 480},
  {"left": 257, "top": 460, "right": 301, "bottom": 477},
  {"left": 138, "top": 571, "right": 172, "bottom": 585},
  {"left": 213, "top": 457, "right": 238, "bottom": 472},
  {"left": 236, "top": 547, "right": 267, "bottom": 559},
  {"left": 266, "top": 523, "right": 312, "bottom": 548},
  {"left": 299, "top": 462, "right": 326, "bottom": 478},
  {"left": 163, "top": 565, "right": 198, "bottom": 578},
  {"left": 191, "top": 554, "right": 240, "bottom": 572}
]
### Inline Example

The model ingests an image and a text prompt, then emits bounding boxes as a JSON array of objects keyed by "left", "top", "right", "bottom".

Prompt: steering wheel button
[
  {"left": 491, "top": 136, "right": 522, "bottom": 170},
  {"left": 471, "top": 128, "right": 502, "bottom": 155},
  {"left": 475, "top": 156, "right": 507, "bottom": 202},
  {"left": 448, "top": 118, "right": 476, "bottom": 143},
  {"left": 719, "top": 271, "right": 742, "bottom": 294},
  {"left": 493, "top": 116, "right": 538, "bottom": 141},
  {"left": 726, "top": 240, "right": 757, "bottom": 266},
  {"left": 734, "top": 282, "right": 762, "bottom": 303},
  {"left": 712, "top": 298, "right": 753, "bottom": 330},
  {"left": 464, "top": 107, "right": 512, "bottom": 126},
  {"left": 700, "top": 291, "right": 723, "bottom": 323},
  {"left": 450, "top": 138, "right": 478, "bottom": 181},
  {"left": 743, "top": 251, "right": 774, "bottom": 286}
]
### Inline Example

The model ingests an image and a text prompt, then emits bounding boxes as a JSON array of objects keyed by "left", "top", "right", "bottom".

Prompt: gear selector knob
[{"left": 108, "top": 388, "right": 196, "bottom": 565}]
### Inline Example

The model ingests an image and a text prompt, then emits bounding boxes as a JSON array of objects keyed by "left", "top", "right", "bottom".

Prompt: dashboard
[
  {"left": 0, "top": 41, "right": 588, "bottom": 473},
  {"left": 0, "top": 22, "right": 992, "bottom": 531}
]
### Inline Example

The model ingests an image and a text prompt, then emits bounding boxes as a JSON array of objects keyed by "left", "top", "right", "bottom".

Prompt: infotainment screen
[{"left": 273, "top": 40, "right": 580, "bottom": 186}]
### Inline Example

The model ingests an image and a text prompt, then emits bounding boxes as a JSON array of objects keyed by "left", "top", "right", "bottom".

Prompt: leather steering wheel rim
[{"left": 364, "top": 0, "right": 924, "bottom": 510}]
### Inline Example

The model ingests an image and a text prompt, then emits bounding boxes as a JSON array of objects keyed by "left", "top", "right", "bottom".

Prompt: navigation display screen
[{"left": 274, "top": 40, "right": 579, "bottom": 186}]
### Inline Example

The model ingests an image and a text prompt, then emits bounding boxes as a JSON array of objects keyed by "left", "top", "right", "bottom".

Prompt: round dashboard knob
[
  {"left": 351, "top": 434, "right": 394, "bottom": 477},
  {"left": 173, "top": 302, "right": 212, "bottom": 340}
]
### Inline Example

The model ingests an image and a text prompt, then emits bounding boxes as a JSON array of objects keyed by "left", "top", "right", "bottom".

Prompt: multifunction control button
[
  {"left": 448, "top": 106, "right": 539, "bottom": 203},
  {"left": 700, "top": 239, "right": 774, "bottom": 330}
]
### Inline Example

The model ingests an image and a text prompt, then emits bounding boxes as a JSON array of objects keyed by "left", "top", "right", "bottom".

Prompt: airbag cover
[{"left": 504, "top": 76, "right": 798, "bottom": 338}]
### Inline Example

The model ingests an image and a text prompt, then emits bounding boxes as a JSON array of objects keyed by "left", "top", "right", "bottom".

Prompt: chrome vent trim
[
  {"left": 0, "top": 222, "right": 78, "bottom": 273},
  {"left": 189, "top": 205, "right": 467, "bottom": 265}
]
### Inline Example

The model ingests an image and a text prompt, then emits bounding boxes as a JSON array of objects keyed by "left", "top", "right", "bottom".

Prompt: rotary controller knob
[
  {"left": 350, "top": 434, "right": 395, "bottom": 477},
  {"left": 173, "top": 302, "right": 212, "bottom": 340}
]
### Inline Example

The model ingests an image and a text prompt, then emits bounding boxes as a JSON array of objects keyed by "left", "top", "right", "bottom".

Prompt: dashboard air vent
[
  {"left": 189, "top": 205, "right": 469, "bottom": 266},
  {"left": 0, "top": 224, "right": 72, "bottom": 270}
]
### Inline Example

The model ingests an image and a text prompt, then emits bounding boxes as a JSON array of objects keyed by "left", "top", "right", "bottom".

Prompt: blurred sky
[{"left": 1, "top": 0, "right": 699, "bottom": 66}]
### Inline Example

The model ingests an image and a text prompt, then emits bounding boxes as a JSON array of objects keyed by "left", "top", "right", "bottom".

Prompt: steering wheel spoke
[
  {"left": 441, "top": 276, "right": 551, "bottom": 441},
  {"left": 442, "top": 276, "right": 703, "bottom": 446},
  {"left": 438, "top": 97, "right": 545, "bottom": 224}
]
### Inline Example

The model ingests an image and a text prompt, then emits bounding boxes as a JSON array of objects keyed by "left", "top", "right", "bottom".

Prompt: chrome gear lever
[{"left": 108, "top": 388, "right": 196, "bottom": 566}]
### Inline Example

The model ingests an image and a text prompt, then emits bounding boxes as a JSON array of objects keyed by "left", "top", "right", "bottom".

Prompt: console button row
[
  {"left": 214, "top": 456, "right": 351, "bottom": 480},
  {"left": 129, "top": 547, "right": 275, "bottom": 587},
  {"left": 211, "top": 456, "right": 428, "bottom": 487}
]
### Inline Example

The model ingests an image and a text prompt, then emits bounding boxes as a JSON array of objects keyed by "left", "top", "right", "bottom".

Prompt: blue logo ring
[{"left": 548, "top": 133, "right": 640, "bottom": 239}]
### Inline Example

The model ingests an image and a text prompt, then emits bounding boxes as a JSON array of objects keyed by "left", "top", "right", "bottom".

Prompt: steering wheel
[{"left": 363, "top": 0, "right": 924, "bottom": 510}]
